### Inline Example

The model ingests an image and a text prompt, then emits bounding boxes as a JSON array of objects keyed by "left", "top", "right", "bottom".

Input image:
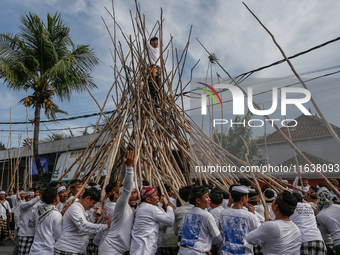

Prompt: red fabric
[{"left": 140, "top": 187, "right": 156, "bottom": 199}]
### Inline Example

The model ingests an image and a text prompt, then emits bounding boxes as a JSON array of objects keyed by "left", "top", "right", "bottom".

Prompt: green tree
[
  {"left": 213, "top": 113, "right": 258, "bottom": 166},
  {"left": 47, "top": 132, "right": 69, "bottom": 141},
  {"left": 0, "top": 12, "right": 98, "bottom": 180}
]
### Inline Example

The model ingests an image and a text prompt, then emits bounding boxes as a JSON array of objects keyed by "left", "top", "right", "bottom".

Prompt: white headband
[
  {"left": 282, "top": 180, "right": 288, "bottom": 183},
  {"left": 57, "top": 186, "right": 66, "bottom": 193},
  {"left": 87, "top": 184, "right": 101, "bottom": 191},
  {"left": 25, "top": 191, "right": 34, "bottom": 197},
  {"left": 0, "top": 191, "right": 5, "bottom": 195},
  {"left": 19, "top": 191, "right": 25, "bottom": 195},
  {"left": 232, "top": 185, "right": 249, "bottom": 194}
]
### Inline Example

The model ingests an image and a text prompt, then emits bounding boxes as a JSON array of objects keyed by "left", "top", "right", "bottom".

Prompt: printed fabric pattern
[
  {"left": 180, "top": 213, "right": 203, "bottom": 247},
  {"left": 222, "top": 215, "right": 248, "bottom": 254}
]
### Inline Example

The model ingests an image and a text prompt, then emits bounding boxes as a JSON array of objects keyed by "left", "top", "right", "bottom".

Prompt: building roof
[
  {"left": 257, "top": 114, "right": 340, "bottom": 144},
  {"left": 276, "top": 151, "right": 335, "bottom": 167}
]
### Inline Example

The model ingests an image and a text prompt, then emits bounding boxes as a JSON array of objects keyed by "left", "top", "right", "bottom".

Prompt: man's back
[
  {"left": 220, "top": 207, "right": 259, "bottom": 255},
  {"left": 55, "top": 202, "right": 107, "bottom": 254},
  {"left": 130, "top": 202, "right": 174, "bottom": 255},
  {"left": 174, "top": 202, "right": 194, "bottom": 237},
  {"left": 29, "top": 209, "right": 62, "bottom": 255},
  {"left": 290, "top": 202, "right": 322, "bottom": 243},
  {"left": 247, "top": 220, "right": 302, "bottom": 255}
]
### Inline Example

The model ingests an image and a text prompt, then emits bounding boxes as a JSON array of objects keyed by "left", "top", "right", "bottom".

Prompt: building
[{"left": 256, "top": 114, "right": 340, "bottom": 180}]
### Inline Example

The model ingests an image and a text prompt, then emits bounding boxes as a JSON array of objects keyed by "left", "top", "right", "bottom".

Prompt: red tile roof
[
  {"left": 276, "top": 151, "right": 335, "bottom": 167},
  {"left": 257, "top": 114, "right": 340, "bottom": 144}
]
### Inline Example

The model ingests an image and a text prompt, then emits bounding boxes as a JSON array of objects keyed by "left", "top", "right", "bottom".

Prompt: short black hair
[
  {"left": 42, "top": 187, "right": 58, "bottom": 204},
  {"left": 82, "top": 187, "right": 101, "bottom": 202},
  {"left": 223, "top": 191, "right": 229, "bottom": 199},
  {"left": 240, "top": 179, "right": 251, "bottom": 187},
  {"left": 164, "top": 184, "right": 171, "bottom": 193},
  {"left": 142, "top": 180, "right": 150, "bottom": 187},
  {"left": 261, "top": 184, "right": 270, "bottom": 193},
  {"left": 292, "top": 192, "right": 303, "bottom": 203},
  {"left": 105, "top": 182, "right": 118, "bottom": 201},
  {"left": 274, "top": 190, "right": 297, "bottom": 217},
  {"left": 248, "top": 190, "right": 259, "bottom": 206},
  {"left": 49, "top": 182, "right": 60, "bottom": 188},
  {"left": 189, "top": 186, "right": 209, "bottom": 205},
  {"left": 209, "top": 189, "right": 223, "bottom": 205},
  {"left": 70, "top": 180, "right": 82, "bottom": 191},
  {"left": 263, "top": 189, "right": 275, "bottom": 203},
  {"left": 309, "top": 186, "right": 319, "bottom": 199},
  {"left": 179, "top": 186, "right": 192, "bottom": 202},
  {"left": 150, "top": 36, "right": 158, "bottom": 44},
  {"left": 230, "top": 184, "right": 248, "bottom": 202}
]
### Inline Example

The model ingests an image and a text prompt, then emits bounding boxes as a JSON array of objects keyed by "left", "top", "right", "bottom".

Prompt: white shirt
[
  {"left": 29, "top": 208, "right": 62, "bottom": 255},
  {"left": 290, "top": 202, "right": 323, "bottom": 243},
  {"left": 210, "top": 205, "right": 224, "bottom": 227},
  {"left": 66, "top": 195, "right": 79, "bottom": 203},
  {"left": 54, "top": 201, "right": 108, "bottom": 253},
  {"left": 174, "top": 202, "right": 194, "bottom": 237},
  {"left": 179, "top": 206, "right": 221, "bottom": 253},
  {"left": 255, "top": 204, "right": 265, "bottom": 219},
  {"left": 147, "top": 43, "right": 159, "bottom": 65},
  {"left": 240, "top": 206, "right": 265, "bottom": 223},
  {"left": 98, "top": 166, "right": 136, "bottom": 254},
  {"left": 247, "top": 220, "right": 302, "bottom": 255},
  {"left": 220, "top": 207, "right": 260, "bottom": 255},
  {"left": 221, "top": 199, "right": 229, "bottom": 209},
  {"left": 317, "top": 204, "right": 340, "bottom": 246},
  {"left": 18, "top": 196, "right": 42, "bottom": 237},
  {"left": 56, "top": 201, "right": 66, "bottom": 212},
  {"left": 93, "top": 201, "right": 116, "bottom": 246},
  {"left": 0, "top": 200, "right": 11, "bottom": 220},
  {"left": 10, "top": 194, "right": 20, "bottom": 211},
  {"left": 130, "top": 202, "right": 174, "bottom": 255}
]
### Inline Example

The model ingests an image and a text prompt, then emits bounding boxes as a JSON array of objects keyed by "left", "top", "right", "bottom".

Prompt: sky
[{"left": 0, "top": 0, "right": 340, "bottom": 147}]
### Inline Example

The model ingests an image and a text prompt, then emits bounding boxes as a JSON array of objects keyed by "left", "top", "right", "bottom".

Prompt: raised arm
[
  {"left": 19, "top": 196, "right": 40, "bottom": 211},
  {"left": 70, "top": 206, "right": 108, "bottom": 234},
  {"left": 293, "top": 176, "right": 298, "bottom": 187},
  {"left": 115, "top": 151, "right": 135, "bottom": 210},
  {"left": 153, "top": 205, "right": 175, "bottom": 226}
]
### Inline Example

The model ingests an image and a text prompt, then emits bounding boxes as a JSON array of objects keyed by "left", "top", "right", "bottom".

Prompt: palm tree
[{"left": 0, "top": 12, "right": 99, "bottom": 181}]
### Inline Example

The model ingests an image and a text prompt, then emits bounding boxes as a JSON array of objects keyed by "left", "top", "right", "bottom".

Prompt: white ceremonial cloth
[
  {"left": 54, "top": 201, "right": 108, "bottom": 253},
  {"left": 317, "top": 204, "right": 340, "bottom": 246},
  {"left": 174, "top": 202, "right": 194, "bottom": 237},
  {"left": 178, "top": 206, "right": 221, "bottom": 254},
  {"left": 247, "top": 220, "right": 302, "bottom": 255},
  {"left": 290, "top": 202, "right": 323, "bottom": 243},
  {"left": 219, "top": 207, "right": 260, "bottom": 255},
  {"left": 93, "top": 201, "right": 116, "bottom": 246},
  {"left": 98, "top": 167, "right": 136, "bottom": 254},
  {"left": 29, "top": 209, "right": 62, "bottom": 255},
  {"left": 147, "top": 43, "right": 159, "bottom": 65},
  {"left": 0, "top": 200, "right": 11, "bottom": 220},
  {"left": 130, "top": 202, "right": 174, "bottom": 255},
  {"left": 18, "top": 196, "right": 42, "bottom": 237}
]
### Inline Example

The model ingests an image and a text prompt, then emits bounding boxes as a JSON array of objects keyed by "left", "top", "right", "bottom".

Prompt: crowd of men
[{"left": 0, "top": 152, "right": 339, "bottom": 255}]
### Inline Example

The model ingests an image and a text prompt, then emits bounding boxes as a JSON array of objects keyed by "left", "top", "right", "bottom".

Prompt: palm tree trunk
[{"left": 33, "top": 104, "right": 44, "bottom": 181}]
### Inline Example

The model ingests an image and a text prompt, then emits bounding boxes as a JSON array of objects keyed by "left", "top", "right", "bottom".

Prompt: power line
[
  {"left": 187, "top": 69, "right": 340, "bottom": 112},
  {"left": 180, "top": 35, "right": 340, "bottom": 97},
  {"left": 0, "top": 125, "right": 94, "bottom": 133},
  {"left": 0, "top": 110, "right": 115, "bottom": 125}
]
